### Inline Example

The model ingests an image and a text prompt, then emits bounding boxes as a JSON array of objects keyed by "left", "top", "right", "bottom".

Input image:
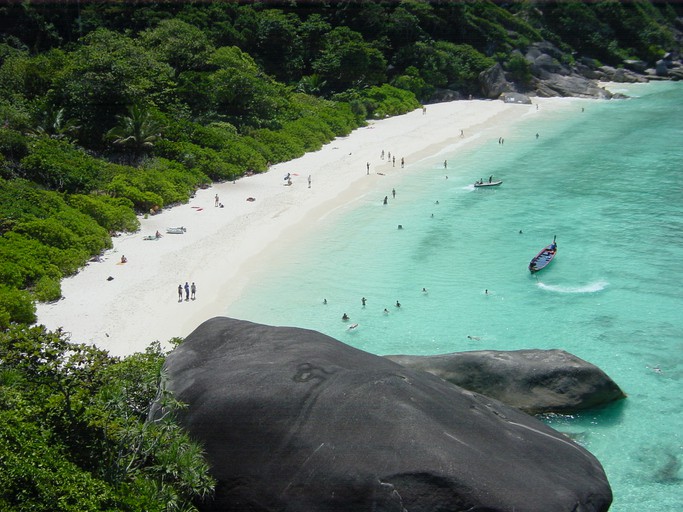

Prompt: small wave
[{"left": 536, "top": 280, "right": 608, "bottom": 293}]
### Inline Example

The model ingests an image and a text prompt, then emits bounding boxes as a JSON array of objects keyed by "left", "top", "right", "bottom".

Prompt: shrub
[
  {"left": 13, "top": 217, "right": 78, "bottom": 250},
  {"left": 189, "top": 122, "right": 238, "bottom": 150},
  {"left": 506, "top": 54, "right": 533, "bottom": 85},
  {"left": 20, "top": 138, "right": 102, "bottom": 193},
  {"left": 32, "top": 275, "right": 61, "bottom": 302},
  {"left": 0, "top": 232, "right": 62, "bottom": 289},
  {"left": 391, "top": 68, "right": 435, "bottom": 103},
  {"left": 250, "top": 129, "right": 306, "bottom": 164},
  {"left": 105, "top": 175, "right": 164, "bottom": 212},
  {"left": 0, "top": 128, "right": 29, "bottom": 162},
  {"left": 65, "top": 194, "right": 139, "bottom": 233},
  {"left": 218, "top": 138, "right": 268, "bottom": 174},
  {"left": 0, "top": 285, "right": 36, "bottom": 327}
]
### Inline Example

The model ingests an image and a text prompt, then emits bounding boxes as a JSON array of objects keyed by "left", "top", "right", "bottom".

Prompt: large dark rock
[
  {"left": 479, "top": 62, "right": 515, "bottom": 99},
  {"left": 597, "top": 66, "right": 648, "bottom": 84},
  {"left": 160, "top": 317, "right": 612, "bottom": 512},
  {"left": 385, "top": 349, "right": 626, "bottom": 415},
  {"left": 534, "top": 73, "right": 613, "bottom": 99}
]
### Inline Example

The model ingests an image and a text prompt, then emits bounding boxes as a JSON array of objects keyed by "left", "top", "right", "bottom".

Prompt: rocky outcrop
[
  {"left": 597, "top": 65, "right": 649, "bottom": 84},
  {"left": 534, "top": 73, "right": 614, "bottom": 99},
  {"left": 479, "top": 62, "right": 515, "bottom": 99},
  {"left": 478, "top": 39, "right": 683, "bottom": 100},
  {"left": 385, "top": 349, "right": 626, "bottom": 415},
  {"left": 525, "top": 42, "right": 569, "bottom": 76},
  {"left": 159, "top": 317, "right": 613, "bottom": 512}
]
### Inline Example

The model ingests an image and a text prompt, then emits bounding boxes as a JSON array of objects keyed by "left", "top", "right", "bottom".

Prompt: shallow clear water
[{"left": 226, "top": 82, "right": 683, "bottom": 511}]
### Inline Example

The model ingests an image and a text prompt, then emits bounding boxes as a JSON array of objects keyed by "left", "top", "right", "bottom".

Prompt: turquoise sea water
[{"left": 226, "top": 82, "right": 683, "bottom": 511}]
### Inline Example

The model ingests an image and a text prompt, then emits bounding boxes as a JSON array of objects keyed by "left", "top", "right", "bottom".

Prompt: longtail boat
[{"left": 529, "top": 236, "right": 557, "bottom": 273}]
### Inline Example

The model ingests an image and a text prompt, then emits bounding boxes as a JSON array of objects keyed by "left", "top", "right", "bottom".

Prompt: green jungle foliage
[
  {"left": 0, "top": 1, "right": 680, "bottom": 509},
  {"left": 0, "top": 326, "right": 214, "bottom": 510}
]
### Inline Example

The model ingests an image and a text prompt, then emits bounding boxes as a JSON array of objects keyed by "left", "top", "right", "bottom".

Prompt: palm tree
[
  {"left": 30, "top": 107, "right": 80, "bottom": 141},
  {"left": 106, "top": 104, "right": 164, "bottom": 165}
]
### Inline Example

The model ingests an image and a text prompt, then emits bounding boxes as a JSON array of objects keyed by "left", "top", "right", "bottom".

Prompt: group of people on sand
[
  {"left": 177, "top": 282, "right": 197, "bottom": 302},
  {"left": 281, "top": 172, "right": 313, "bottom": 188},
  {"left": 378, "top": 150, "right": 404, "bottom": 169}
]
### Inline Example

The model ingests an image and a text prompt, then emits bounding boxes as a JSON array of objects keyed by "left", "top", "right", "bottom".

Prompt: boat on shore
[
  {"left": 474, "top": 178, "right": 502, "bottom": 187},
  {"left": 166, "top": 227, "right": 187, "bottom": 234},
  {"left": 529, "top": 236, "right": 557, "bottom": 273}
]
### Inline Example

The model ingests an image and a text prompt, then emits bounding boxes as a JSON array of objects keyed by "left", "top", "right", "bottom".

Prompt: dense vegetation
[
  {"left": 0, "top": 1, "right": 680, "bottom": 510},
  {"left": 0, "top": 327, "right": 214, "bottom": 510}
]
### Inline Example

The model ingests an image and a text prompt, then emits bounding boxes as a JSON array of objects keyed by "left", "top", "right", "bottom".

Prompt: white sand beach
[{"left": 36, "top": 97, "right": 572, "bottom": 356}]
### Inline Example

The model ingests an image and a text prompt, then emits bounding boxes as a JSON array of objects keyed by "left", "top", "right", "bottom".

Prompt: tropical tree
[
  {"left": 250, "top": 9, "right": 304, "bottom": 83},
  {"left": 312, "top": 26, "right": 387, "bottom": 94},
  {"left": 106, "top": 104, "right": 165, "bottom": 165},
  {"left": 52, "top": 29, "right": 174, "bottom": 147},
  {"left": 139, "top": 18, "right": 215, "bottom": 75},
  {"left": 29, "top": 106, "right": 80, "bottom": 141}
]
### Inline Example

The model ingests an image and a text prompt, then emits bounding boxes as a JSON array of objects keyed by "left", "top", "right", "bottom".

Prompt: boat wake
[{"left": 536, "top": 280, "right": 608, "bottom": 294}]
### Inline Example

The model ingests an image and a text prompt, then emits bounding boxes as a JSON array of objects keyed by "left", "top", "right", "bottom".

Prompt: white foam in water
[{"left": 536, "top": 280, "right": 608, "bottom": 293}]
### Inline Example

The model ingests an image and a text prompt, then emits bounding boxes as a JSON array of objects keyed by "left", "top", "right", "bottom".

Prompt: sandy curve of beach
[{"left": 36, "top": 98, "right": 570, "bottom": 356}]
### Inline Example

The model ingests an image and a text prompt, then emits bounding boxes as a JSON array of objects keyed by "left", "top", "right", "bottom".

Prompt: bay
[{"left": 226, "top": 82, "right": 683, "bottom": 511}]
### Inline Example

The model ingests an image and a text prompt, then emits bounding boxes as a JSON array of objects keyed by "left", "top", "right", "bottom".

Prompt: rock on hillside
[{"left": 158, "top": 317, "right": 613, "bottom": 512}]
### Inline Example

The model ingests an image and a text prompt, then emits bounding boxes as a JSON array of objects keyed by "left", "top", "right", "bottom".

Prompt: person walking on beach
[
  {"left": 215, "top": 194, "right": 219, "bottom": 207},
  {"left": 184, "top": 282, "right": 190, "bottom": 301},
  {"left": 381, "top": 150, "right": 385, "bottom": 160},
  {"left": 392, "top": 156, "right": 395, "bottom": 167},
  {"left": 366, "top": 162, "right": 370, "bottom": 175},
  {"left": 191, "top": 282, "right": 196, "bottom": 300},
  {"left": 401, "top": 157, "right": 404, "bottom": 168},
  {"left": 308, "top": 174, "right": 311, "bottom": 188},
  {"left": 178, "top": 284, "right": 183, "bottom": 302}
]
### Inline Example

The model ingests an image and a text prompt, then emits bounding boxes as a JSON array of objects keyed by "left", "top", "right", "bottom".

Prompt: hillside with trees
[{"left": 0, "top": 1, "right": 681, "bottom": 510}]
